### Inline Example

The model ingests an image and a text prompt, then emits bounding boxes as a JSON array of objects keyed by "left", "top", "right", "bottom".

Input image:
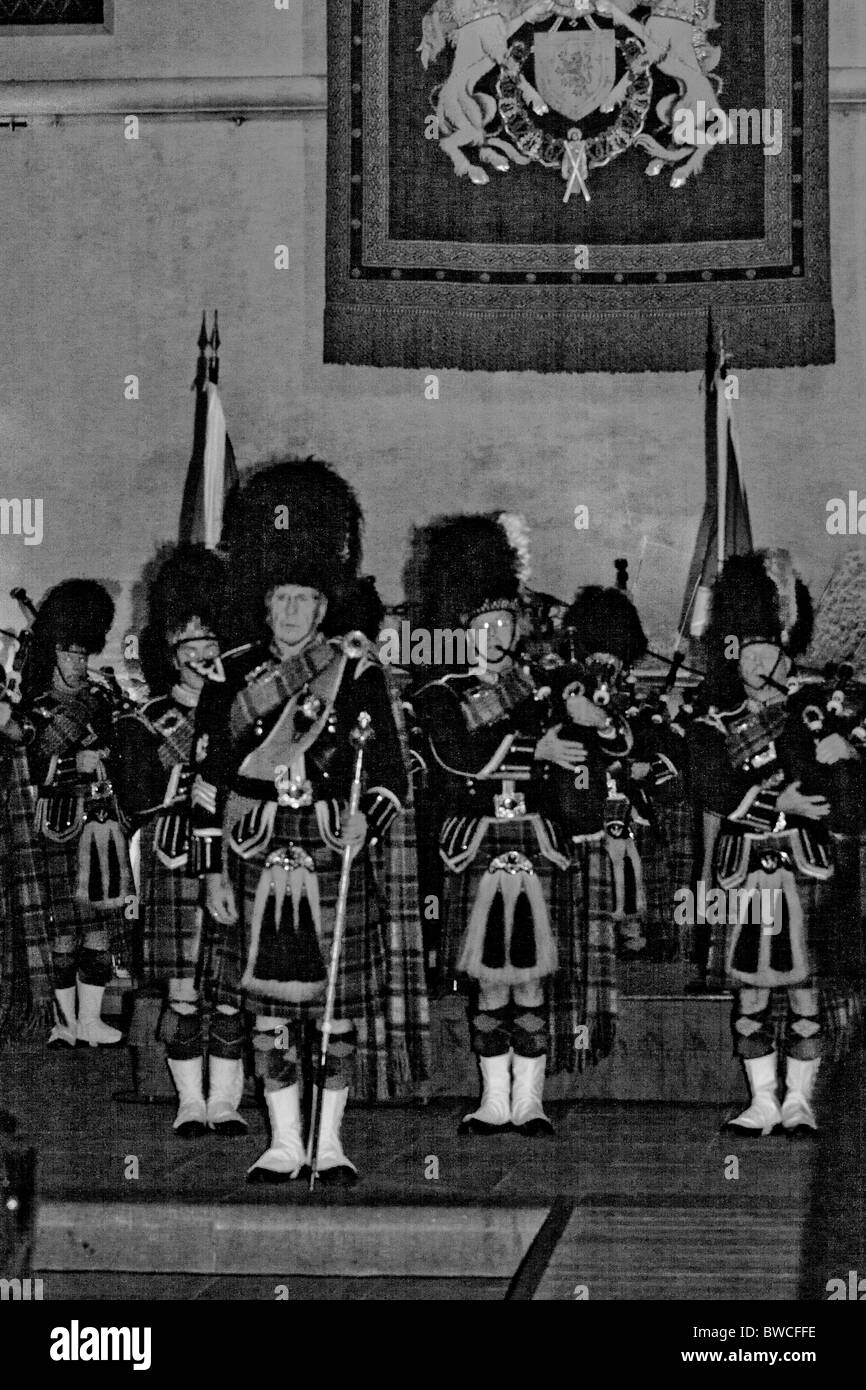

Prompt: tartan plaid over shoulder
[
  {"left": 367, "top": 670, "right": 431, "bottom": 1093},
  {"left": 0, "top": 745, "right": 54, "bottom": 1041}
]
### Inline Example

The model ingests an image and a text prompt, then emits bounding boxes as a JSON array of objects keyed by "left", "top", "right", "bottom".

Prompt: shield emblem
[{"left": 533, "top": 30, "right": 617, "bottom": 123}]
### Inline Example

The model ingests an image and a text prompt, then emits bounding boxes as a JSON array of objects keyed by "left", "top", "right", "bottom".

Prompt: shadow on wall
[{"left": 798, "top": 1032, "right": 866, "bottom": 1300}]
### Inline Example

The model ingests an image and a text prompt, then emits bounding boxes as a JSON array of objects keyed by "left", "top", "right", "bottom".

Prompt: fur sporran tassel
[
  {"left": 459, "top": 852, "right": 558, "bottom": 985},
  {"left": 726, "top": 865, "right": 809, "bottom": 988},
  {"left": 76, "top": 818, "right": 131, "bottom": 908},
  {"left": 241, "top": 848, "right": 327, "bottom": 1002}
]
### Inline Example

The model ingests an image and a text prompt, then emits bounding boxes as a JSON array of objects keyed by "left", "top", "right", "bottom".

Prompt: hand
[
  {"left": 663, "top": 688, "right": 685, "bottom": 722},
  {"left": 337, "top": 810, "right": 368, "bottom": 853},
  {"left": 534, "top": 724, "right": 588, "bottom": 771},
  {"left": 776, "top": 781, "right": 830, "bottom": 821},
  {"left": 630, "top": 761, "right": 652, "bottom": 782},
  {"left": 206, "top": 874, "right": 238, "bottom": 925},
  {"left": 815, "top": 733, "right": 857, "bottom": 766},
  {"left": 76, "top": 749, "right": 105, "bottom": 775}
]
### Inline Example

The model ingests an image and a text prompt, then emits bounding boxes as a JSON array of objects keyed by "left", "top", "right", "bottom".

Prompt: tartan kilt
[
  {"left": 367, "top": 802, "right": 432, "bottom": 1095},
  {"left": 215, "top": 805, "right": 390, "bottom": 1100},
  {"left": 135, "top": 830, "right": 208, "bottom": 985},
  {"left": 559, "top": 836, "right": 619, "bottom": 1075},
  {"left": 633, "top": 820, "right": 677, "bottom": 955},
  {"left": 662, "top": 794, "right": 698, "bottom": 895},
  {"left": 38, "top": 838, "right": 129, "bottom": 966},
  {"left": 440, "top": 818, "right": 585, "bottom": 1075},
  {"left": 707, "top": 869, "right": 864, "bottom": 1062}
]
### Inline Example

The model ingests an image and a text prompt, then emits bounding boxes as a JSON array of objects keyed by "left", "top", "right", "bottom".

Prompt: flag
[
  {"left": 178, "top": 315, "right": 239, "bottom": 549},
  {"left": 678, "top": 327, "right": 753, "bottom": 645}
]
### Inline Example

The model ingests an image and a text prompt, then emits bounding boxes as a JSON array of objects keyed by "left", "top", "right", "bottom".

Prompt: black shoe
[
  {"left": 175, "top": 1120, "right": 207, "bottom": 1140},
  {"left": 458, "top": 1118, "right": 512, "bottom": 1136},
  {"left": 312, "top": 1163, "right": 358, "bottom": 1188},
  {"left": 245, "top": 1165, "right": 307, "bottom": 1185},
  {"left": 513, "top": 1117, "right": 555, "bottom": 1137},
  {"left": 784, "top": 1122, "right": 819, "bottom": 1140},
  {"left": 722, "top": 1120, "right": 783, "bottom": 1138},
  {"left": 208, "top": 1118, "right": 248, "bottom": 1138}
]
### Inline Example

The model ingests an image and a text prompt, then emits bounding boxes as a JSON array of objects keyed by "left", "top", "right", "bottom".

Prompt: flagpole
[
  {"left": 716, "top": 331, "right": 729, "bottom": 575},
  {"left": 209, "top": 310, "right": 220, "bottom": 386}
]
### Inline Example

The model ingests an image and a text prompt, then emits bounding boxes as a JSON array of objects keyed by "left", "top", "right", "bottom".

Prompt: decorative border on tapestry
[
  {"left": 325, "top": 0, "right": 834, "bottom": 372},
  {"left": 0, "top": 0, "right": 112, "bottom": 35}
]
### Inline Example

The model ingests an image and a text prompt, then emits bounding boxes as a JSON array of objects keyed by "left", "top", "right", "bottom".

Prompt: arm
[
  {"left": 354, "top": 662, "right": 409, "bottom": 846},
  {"left": 190, "top": 680, "right": 230, "bottom": 877},
  {"left": 413, "top": 681, "right": 518, "bottom": 779},
  {"left": 113, "top": 715, "right": 169, "bottom": 826}
]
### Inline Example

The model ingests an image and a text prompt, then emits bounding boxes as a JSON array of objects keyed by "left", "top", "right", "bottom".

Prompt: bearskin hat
[
  {"left": 562, "top": 586, "right": 648, "bottom": 667},
  {"left": 327, "top": 574, "right": 386, "bottom": 644},
  {"left": 22, "top": 579, "right": 114, "bottom": 702},
  {"left": 138, "top": 545, "right": 228, "bottom": 694},
  {"left": 702, "top": 550, "right": 814, "bottom": 704},
  {"left": 404, "top": 513, "right": 522, "bottom": 634},
  {"left": 707, "top": 551, "right": 814, "bottom": 656},
  {"left": 219, "top": 457, "right": 364, "bottom": 646}
]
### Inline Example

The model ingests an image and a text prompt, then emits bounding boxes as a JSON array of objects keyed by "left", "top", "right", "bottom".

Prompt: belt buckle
[
  {"left": 488, "top": 851, "right": 533, "bottom": 876},
  {"left": 494, "top": 790, "right": 526, "bottom": 820},
  {"left": 605, "top": 819, "right": 631, "bottom": 840},
  {"left": 265, "top": 845, "right": 315, "bottom": 873},
  {"left": 759, "top": 847, "right": 782, "bottom": 874},
  {"left": 276, "top": 776, "right": 313, "bottom": 809}
]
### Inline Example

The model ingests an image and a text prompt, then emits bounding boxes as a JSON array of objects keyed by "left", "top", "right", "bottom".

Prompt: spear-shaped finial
[
  {"left": 193, "top": 312, "right": 210, "bottom": 391},
  {"left": 209, "top": 310, "right": 220, "bottom": 384}
]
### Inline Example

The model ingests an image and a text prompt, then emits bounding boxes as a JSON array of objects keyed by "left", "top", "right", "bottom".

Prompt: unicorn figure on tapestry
[{"left": 419, "top": 0, "right": 728, "bottom": 194}]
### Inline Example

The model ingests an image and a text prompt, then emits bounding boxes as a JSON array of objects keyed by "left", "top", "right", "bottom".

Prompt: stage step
[
  {"left": 34, "top": 1201, "right": 548, "bottom": 1279},
  {"left": 509, "top": 1200, "right": 805, "bottom": 1301}
]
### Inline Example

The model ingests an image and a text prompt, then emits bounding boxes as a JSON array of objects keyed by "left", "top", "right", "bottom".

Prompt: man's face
[
  {"left": 739, "top": 641, "right": 790, "bottom": 704},
  {"left": 266, "top": 585, "right": 326, "bottom": 650},
  {"left": 53, "top": 644, "right": 89, "bottom": 691},
  {"left": 469, "top": 607, "right": 516, "bottom": 671},
  {"left": 170, "top": 626, "right": 221, "bottom": 693}
]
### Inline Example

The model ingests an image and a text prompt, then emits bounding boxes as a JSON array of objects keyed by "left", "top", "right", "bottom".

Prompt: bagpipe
[
  {"left": 0, "top": 588, "right": 37, "bottom": 707},
  {"left": 796, "top": 662, "right": 866, "bottom": 754},
  {"left": 794, "top": 663, "right": 866, "bottom": 837}
]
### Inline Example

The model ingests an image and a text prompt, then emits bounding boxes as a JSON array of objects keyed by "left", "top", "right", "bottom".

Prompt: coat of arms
[{"left": 419, "top": 0, "right": 727, "bottom": 199}]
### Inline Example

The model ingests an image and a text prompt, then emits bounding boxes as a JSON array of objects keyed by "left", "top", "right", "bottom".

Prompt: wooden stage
[{"left": 4, "top": 999, "right": 857, "bottom": 1302}]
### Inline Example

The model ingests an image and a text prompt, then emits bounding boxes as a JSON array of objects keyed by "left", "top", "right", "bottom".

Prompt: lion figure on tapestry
[{"left": 419, "top": 0, "right": 727, "bottom": 191}]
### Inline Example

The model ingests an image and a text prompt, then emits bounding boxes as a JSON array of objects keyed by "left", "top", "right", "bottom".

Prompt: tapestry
[
  {"left": 0, "top": 1, "right": 104, "bottom": 22},
  {"left": 324, "top": 0, "right": 834, "bottom": 373}
]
